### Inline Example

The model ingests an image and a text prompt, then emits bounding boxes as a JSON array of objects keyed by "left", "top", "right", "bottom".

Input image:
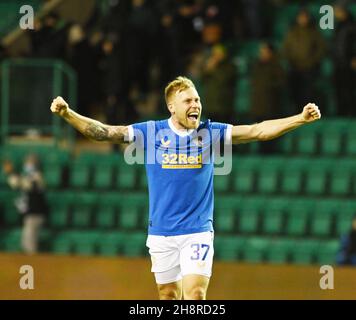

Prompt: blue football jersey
[{"left": 128, "top": 118, "right": 232, "bottom": 236}]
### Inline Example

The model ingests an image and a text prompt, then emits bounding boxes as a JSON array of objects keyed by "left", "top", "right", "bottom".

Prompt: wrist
[
  {"left": 61, "top": 108, "right": 71, "bottom": 119},
  {"left": 298, "top": 113, "right": 307, "bottom": 124}
]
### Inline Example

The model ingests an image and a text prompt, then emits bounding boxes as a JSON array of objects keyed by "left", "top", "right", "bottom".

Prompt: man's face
[
  {"left": 169, "top": 87, "right": 202, "bottom": 129},
  {"left": 297, "top": 12, "right": 309, "bottom": 27},
  {"left": 352, "top": 218, "right": 356, "bottom": 231},
  {"left": 259, "top": 45, "right": 272, "bottom": 62}
]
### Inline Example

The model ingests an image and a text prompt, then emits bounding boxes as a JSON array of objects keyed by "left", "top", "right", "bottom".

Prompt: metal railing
[{"left": 0, "top": 58, "right": 77, "bottom": 147}]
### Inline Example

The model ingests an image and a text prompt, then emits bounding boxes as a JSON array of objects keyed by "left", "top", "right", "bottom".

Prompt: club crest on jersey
[
  {"left": 160, "top": 138, "right": 171, "bottom": 147},
  {"left": 191, "top": 136, "right": 203, "bottom": 147}
]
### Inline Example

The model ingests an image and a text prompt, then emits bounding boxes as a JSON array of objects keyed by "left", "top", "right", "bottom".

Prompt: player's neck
[
  {"left": 168, "top": 117, "right": 193, "bottom": 136},
  {"left": 169, "top": 117, "right": 188, "bottom": 131}
]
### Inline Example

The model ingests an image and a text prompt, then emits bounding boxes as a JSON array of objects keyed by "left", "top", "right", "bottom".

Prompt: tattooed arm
[{"left": 50, "top": 96, "right": 128, "bottom": 143}]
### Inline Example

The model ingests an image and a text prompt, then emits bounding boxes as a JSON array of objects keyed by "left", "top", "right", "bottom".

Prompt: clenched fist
[
  {"left": 50, "top": 96, "right": 69, "bottom": 117},
  {"left": 302, "top": 103, "right": 321, "bottom": 123}
]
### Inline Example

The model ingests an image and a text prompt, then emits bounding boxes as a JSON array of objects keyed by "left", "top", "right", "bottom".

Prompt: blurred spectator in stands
[
  {"left": 30, "top": 12, "right": 68, "bottom": 58},
  {"left": 241, "top": 0, "right": 269, "bottom": 39},
  {"left": 97, "top": 33, "right": 138, "bottom": 136},
  {"left": 201, "top": 20, "right": 223, "bottom": 49},
  {"left": 173, "top": 0, "right": 203, "bottom": 69},
  {"left": 200, "top": 44, "right": 236, "bottom": 122},
  {"left": 155, "top": 3, "right": 180, "bottom": 88},
  {"left": 66, "top": 24, "right": 100, "bottom": 116},
  {"left": 122, "top": 0, "right": 159, "bottom": 106},
  {"left": 200, "top": 0, "right": 238, "bottom": 41},
  {"left": 250, "top": 42, "right": 286, "bottom": 153},
  {"left": 282, "top": 8, "right": 326, "bottom": 113},
  {"left": 336, "top": 215, "right": 356, "bottom": 266},
  {"left": 0, "top": 44, "right": 9, "bottom": 61},
  {"left": 332, "top": 2, "right": 356, "bottom": 117},
  {"left": 2, "top": 154, "right": 48, "bottom": 255}
]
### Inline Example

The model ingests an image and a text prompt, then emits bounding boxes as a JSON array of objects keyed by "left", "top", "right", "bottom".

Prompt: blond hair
[{"left": 164, "top": 76, "right": 195, "bottom": 105}]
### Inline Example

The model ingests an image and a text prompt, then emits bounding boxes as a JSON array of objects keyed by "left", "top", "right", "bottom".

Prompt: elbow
[
  {"left": 254, "top": 124, "right": 270, "bottom": 141},
  {"left": 258, "top": 134, "right": 271, "bottom": 141}
]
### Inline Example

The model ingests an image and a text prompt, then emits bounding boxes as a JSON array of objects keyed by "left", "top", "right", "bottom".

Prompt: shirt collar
[{"left": 168, "top": 118, "right": 194, "bottom": 137}]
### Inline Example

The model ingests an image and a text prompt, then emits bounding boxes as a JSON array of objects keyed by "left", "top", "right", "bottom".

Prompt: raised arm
[
  {"left": 50, "top": 96, "right": 128, "bottom": 143},
  {"left": 231, "top": 103, "right": 321, "bottom": 144}
]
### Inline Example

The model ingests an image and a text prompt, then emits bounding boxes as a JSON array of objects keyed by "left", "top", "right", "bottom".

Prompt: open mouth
[{"left": 187, "top": 112, "right": 199, "bottom": 121}]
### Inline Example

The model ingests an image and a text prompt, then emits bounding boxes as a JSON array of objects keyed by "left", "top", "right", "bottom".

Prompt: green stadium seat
[
  {"left": 52, "top": 231, "right": 73, "bottom": 255},
  {"left": 280, "top": 158, "right": 307, "bottom": 194},
  {"left": 295, "top": 122, "right": 321, "bottom": 155},
  {"left": 237, "top": 196, "right": 265, "bottom": 234},
  {"left": 118, "top": 193, "right": 148, "bottom": 230},
  {"left": 345, "top": 125, "right": 356, "bottom": 156},
  {"left": 0, "top": 167, "right": 8, "bottom": 187},
  {"left": 47, "top": 191, "right": 73, "bottom": 228},
  {"left": 285, "top": 199, "right": 314, "bottom": 236},
  {"left": 256, "top": 157, "right": 284, "bottom": 194},
  {"left": 234, "top": 78, "right": 250, "bottom": 114},
  {"left": 116, "top": 164, "right": 137, "bottom": 189},
  {"left": 93, "top": 165, "right": 114, "bottom": 189},
  {"left": 242, "top": 237, "right": 270, "bottom": 263},
  {"left": 214, "top": 208, "right": 235, "bottom": 233},
  {"left": 138, "top": 166, "right": 148, "bottom": 190},
  {"left": 232, "top": 156, "right": 259, "bottom": 193},
  {"left": 277, "top": 129, "right": 297, "bottom": 154},
  {"left": 71, "top": 231, "right": 101, "bottom": 256},
  {"left": 261, "top": 197, "right": 288, "bottom": 235},
  {"left": 95, "top": 200, "right": 117, "bottom": 229},
  {"left": 71, "top": 192, "right": 97, "bottom": 228},
  {"left": 335, "top": 200, "right": 356, "bottom": 237},
  {"left": 320, "top": 58, "right": 334, "bottom": 79},
  {"left": 69, "top": 161, "right": 91, "bottom": 188},
  {"left": 0, "top": 191, "right": 21, "bottom": 226},
  {"left": 214, "top": 174, "right": 231, "bottom": 193},
  {"left": 2, "top": 228, "right": 22, "bottom": 252},
  {"left": 273, "top": 4, "right": 299, "bottom": 40},
  {"left": 310, "top": 200, "right": 337, "bottom": 237},
  {"left": 234, "top": 93, "right": 250, "bottom": 115},
  {"left": 329, "top": 159, "right": 354, "bottom": 196},
  {"left": 315, "top": 240, "right": 339, "bottom": 265},
  {"left": 290, "top": 239, "right": 319, "bottom": 265},
  {"left": 214, "top": 235, "right": 246, "bottom": 261},
  {"left": 97, "top": 231, "right": 126, "bottom": 256},
  {"left": 266, "top": 238, "right": 294, "bottom": 264},
  {"left": 38, "top": 228, "right": 52, "bottom": 252},
  {"left": 214, "top": 197, "right": 241, "bottom": 233},
  {"left": 304, "top": 158, "right": 332, "bottom": 195},
  {"left": 43, "top": 162, "right": 62, "bottom": 189},
  {"left": 121, "top": 232, "right": 147, "bottom": 257},
  {"left": 239, "top": 41, "right": 260, "bottom": 59},
  {"left": 319, "top": 119, "right": 348, "bottom": 155}
]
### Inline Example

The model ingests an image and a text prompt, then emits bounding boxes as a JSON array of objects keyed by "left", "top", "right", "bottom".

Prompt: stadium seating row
[
  {"left": 0, "top": 228, "right": 340, "bottom": 265},
  {"left": 2, "top": 154, "right": 356, "bottom": 197},
  {"left": 1, "top": 191, "right": 354, "bottom": 238}
]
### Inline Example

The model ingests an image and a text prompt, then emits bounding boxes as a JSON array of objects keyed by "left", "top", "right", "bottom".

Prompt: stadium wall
[{"left": 0, "top": 253, "right": 355, "bottom": 300}]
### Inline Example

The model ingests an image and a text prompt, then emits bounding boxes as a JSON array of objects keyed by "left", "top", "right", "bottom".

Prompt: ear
[{"left": 167, "top": 102, "right": 175, "bottom": 115}]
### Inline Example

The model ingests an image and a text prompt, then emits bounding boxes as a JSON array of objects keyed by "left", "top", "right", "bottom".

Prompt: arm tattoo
[{"left": 84, "top": 123, "right": 109, "bottom": 141}]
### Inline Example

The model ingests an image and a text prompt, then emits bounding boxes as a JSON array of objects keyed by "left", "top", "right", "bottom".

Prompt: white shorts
[{"left": 146, "top": 231, "right": 214, "bottom": 285}]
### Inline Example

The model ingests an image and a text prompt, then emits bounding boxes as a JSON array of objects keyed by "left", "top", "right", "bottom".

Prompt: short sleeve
[
  {"left": 128, "top": 121, "right": 155, "bottom": 150},
  {"left": 210, "top": 122, "right": 233, "bottom": 145}
]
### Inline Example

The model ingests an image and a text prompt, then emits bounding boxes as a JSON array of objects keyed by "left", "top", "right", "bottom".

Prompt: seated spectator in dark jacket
[
  {"left": 200, "top": 44, "right": 237, "bottom": 123},
  {"left": 336, "top": 216, "right": 356, "bottom": 266},
  {"left": 250, "top": 42, "right": 286, "bottom": 120},
  {"left": 332, "top": 3, "right": 356, "bottom": 117},
  {"left": 250, "top": 42, "right": 286, "bottom": 153},
  {"left": 282, "top": 8, "right": 326, "bottom": 113}
]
